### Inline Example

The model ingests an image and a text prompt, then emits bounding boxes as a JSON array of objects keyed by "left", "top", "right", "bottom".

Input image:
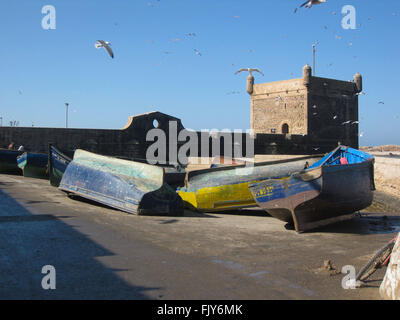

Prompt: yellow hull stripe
[{"left": 178, "top": 180, "right": 262, "bottom": 212}]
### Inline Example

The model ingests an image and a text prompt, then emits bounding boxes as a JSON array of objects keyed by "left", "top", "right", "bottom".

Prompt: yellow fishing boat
[{"left": 178, "top": 155, "right": 322, "bottom": 212}]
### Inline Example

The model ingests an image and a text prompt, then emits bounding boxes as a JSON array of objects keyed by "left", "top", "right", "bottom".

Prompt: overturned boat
[
  {"left": 17, "top": 152, "right": 49, "bottom": 179},
  {"left": 0, "top": 148, "right": 23, "bottom": 174},
  {"left": 178, "top": 155, "right": 322, "bottom": 212},
  {"left": 248, "top": 146, "right": 375, "bottom": 233},
  {"left": 48, "top": 144, "right": 73, "bottom": 187},
  {"left": 59, "top": 149, "right": 184, "bottom": 216}
]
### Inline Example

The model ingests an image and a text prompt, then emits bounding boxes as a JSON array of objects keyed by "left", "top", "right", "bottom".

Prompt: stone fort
[
  {"left": 0, "top": 65, "right": 361, "bottom": 162},
  {"left": 249, "top": 64, "right": 361, "bottom": 146}
]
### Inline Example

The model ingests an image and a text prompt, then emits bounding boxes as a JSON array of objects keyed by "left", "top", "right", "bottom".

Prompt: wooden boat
[
  {"left": 248, "top": 146, "right": 375, "bottom": 233},
  {"left": 0, "top": 148, "right": 23, "bottom": 174},
  {"left": 162, "top": 165, "right": 186, "bottom": 188},
  {"left": 178, "top": 155, "right": 323, "bottom": 212},
  {"left": 48, "top": 144, "right": 73, "bottom": 187},
  {"left": 59, "top": 149, "right": 184, "bottom": 216},
  {"left": 17, "top": 152, "right": 49, "bottom": 179}
]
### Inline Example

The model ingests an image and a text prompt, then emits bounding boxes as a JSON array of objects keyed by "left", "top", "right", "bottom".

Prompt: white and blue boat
[
  {"left": 59, "top": 149, "right": 184, "bottom": 216},
  {"left": 249, "top": 146, "right": 375, "bottom": 233},
  {"left": 48, "top": 144, "right": 73, "bottom": 187}
]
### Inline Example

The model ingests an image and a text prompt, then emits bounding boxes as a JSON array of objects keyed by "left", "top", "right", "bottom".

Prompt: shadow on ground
[
  {"left": 0, "top": 189, "right": 160, "bottom": 299},
  {"left": 304, "top": 213, "right": 400, "bottom": 235}
]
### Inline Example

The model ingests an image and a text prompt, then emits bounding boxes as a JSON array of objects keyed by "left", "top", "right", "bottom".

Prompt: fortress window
[{"left": 282, "top": 123, "right": 289, "bottom": 134}]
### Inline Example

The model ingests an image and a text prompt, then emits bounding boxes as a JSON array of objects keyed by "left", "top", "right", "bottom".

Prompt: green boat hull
[{"left": 17, "top": 153, "right": 49, "bottom": 179}]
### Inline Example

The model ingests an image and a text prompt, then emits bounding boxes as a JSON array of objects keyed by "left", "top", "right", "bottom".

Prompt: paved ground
[{"left": 0, "top": 173, "right": 399, "bottom": 300}]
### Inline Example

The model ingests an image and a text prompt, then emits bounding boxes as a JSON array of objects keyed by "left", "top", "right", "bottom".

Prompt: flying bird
[
  {"left": 194, "top": 49, "right": 202, "bottom": 56},
  {"left": 95, "top": 40, "right": 114, "bottom": 58},
  {"left": 299, "top": 0, "right": 327, "bottom": 9},
  {"left": 235, "top": 68, "right": 264, "bottom": 76},
  {"left": 354, "top": 92, "right": 365, "bottom": 96}
]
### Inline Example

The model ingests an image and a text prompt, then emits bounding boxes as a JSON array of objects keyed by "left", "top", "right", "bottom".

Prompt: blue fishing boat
[
  {"left": 178, "top": 155, "right": 323, "bottom": 212},
  {"left": 0, "top": 148, "right": 23, "bottom": 174},
  {"left": 17, "top": 152, "right": 49, "bottom": 179},
  {"left": 249, "top": 146, "right": 375, "bottom": 233},
  {"left": 59, "top": 149, "right": 184, "bottom": 216},
  {"left": 48, "top": 144, "right": 73, "bottom": 187}
]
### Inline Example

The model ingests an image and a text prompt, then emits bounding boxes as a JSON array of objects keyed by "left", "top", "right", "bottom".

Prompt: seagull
[
  {"left": 235, "top": 68, "right": 264, "bottom": 76},
  {"left": 299, "top": 0, "right": 327, "bottom": 9},
  {"left": 95, "top": 40, "right": 114, "bottom": 58},
  {"left": 354, "top": 92, "right": 365, "bottom": 96},
  {"left": 378, "top": 101, "right": 385, "bottom": 104},
  {"left": 227, "top": 91, "right": 240, "bottom": 95},
  {"left": 194, "top": 49, "right": 202, "bottom": 56},
  {"left": 341, "top": 120, "right": 352, "bottom": 125},
  {"left": 351, "top": 121, "right": 359, "bottom": 125}
]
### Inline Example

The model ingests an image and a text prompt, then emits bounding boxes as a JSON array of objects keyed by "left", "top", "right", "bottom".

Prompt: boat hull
[
  {"left": 178, "top": 155, "right": 322, "bottom": 212},
  {"left": 48, "top": 144, "right": 72, "bottom": 187},
  {"left": 59, "top": 150, "right": 183, "bottom": 216},
  {"left": 249, "top": 148, "right": 375, "bottom": 232},
  {"left": 0, "top": 149, "right": 23, "bottom": 174},
  {"left": 17, "top": 152, "right": 49, "bottom": 179}
]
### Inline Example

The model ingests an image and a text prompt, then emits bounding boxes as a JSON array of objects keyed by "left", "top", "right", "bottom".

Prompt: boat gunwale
[
  {"left": 72, "top": 149, "right": 166, "bottom": 185},
  {"left": 185, "top": 154, "right": 324, "bottom": 183}
]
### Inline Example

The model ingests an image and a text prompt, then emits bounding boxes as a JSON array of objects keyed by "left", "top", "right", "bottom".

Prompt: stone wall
[
  {"left": 250, "top": 65, "right": 360, "bottom": 149},
  {"left": 0, "top": 112, "right": 185, "bottom": 162},
  {"left": 251, "top": 78, "right": 308, "bottom": 135},
  {"left": 307, "top": 76, "right": 359, "bottom": 148}
]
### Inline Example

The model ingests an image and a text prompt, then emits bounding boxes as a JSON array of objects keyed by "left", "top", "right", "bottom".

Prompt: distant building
[{"left": 249, "top": 64, "right": 362, "bottom": 149}]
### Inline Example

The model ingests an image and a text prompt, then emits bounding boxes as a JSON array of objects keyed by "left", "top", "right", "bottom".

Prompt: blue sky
[{"left": 0, "top": 0, "right": 399, "bottom": 146}]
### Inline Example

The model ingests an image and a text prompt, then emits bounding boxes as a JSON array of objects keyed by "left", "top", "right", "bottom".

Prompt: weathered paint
[
  {"left": 179, "top": 155, "right": 322, "bottom": 212},
  {"left": 0, "top": 148, "right": 23, "bottom": 174},
  {"left": 250, "top": 168, "right": 322, "bottom": 211},
  {"left": 249, "top": 146, "right": 375, "bottom": 232},
  {"left": 17, "top": 152, "right": 49, "bottom": 179},
  {"left": 48, "top": 144, "right": 72, "bottom": 187},
  {"left": 59, "top": 149, "right": 183, "bottom": 216}
]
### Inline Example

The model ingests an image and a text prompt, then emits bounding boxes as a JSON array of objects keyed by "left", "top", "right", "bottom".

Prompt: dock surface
[{"left": 1, "top": 174, "right": 399, "bottom": 299}]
